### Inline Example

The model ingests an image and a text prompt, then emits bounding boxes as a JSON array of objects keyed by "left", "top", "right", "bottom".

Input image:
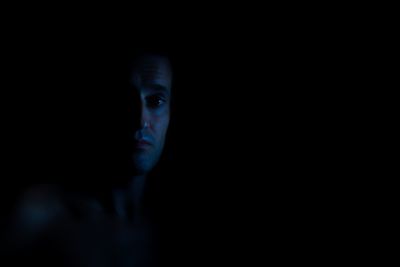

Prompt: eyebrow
[{"left": 145, "top": 84, "right": 170, "bottom": 96}]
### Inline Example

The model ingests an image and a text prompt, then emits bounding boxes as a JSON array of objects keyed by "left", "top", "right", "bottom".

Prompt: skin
[
  {"left": 112, "top": 54, "right": 172, "bottom": 220},
  {"left": 7, "top": 54, "right": 173, "bottom": 266},
  {"left": 129, "top": 54, "right": 172, "bottom": 176}
]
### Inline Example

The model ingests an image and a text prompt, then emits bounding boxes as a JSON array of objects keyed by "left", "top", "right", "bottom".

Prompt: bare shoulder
[
  {"left": 10, "top": 184, "right": 69, "bottom": 239},
  {"left": 14, "top": 184, "right": 105, "bottom": 225}
]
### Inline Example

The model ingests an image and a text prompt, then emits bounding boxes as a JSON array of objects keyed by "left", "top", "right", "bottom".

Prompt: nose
[
  {"left": 140, "top": 108, "right": 151, "bottom": 130},
  {"left": 130, "top": 91, "right": 151, "bottom": 132},
  {"left": 130, "top": 90, "right": 142, "bottom": 132}
]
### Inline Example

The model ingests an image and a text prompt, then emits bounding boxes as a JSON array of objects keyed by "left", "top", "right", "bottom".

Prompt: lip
[{"left": 135, "top": 139, "right": 152, "bottom": 149}]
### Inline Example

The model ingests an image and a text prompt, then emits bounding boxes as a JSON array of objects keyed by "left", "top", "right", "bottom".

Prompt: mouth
[{"left": 135, "top": 139, "right": 153, "bottom": 149}]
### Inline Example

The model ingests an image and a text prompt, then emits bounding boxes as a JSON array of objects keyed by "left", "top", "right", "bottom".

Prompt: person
[{"left": 3, "top": 51, "right": 174, "bottom": 267}]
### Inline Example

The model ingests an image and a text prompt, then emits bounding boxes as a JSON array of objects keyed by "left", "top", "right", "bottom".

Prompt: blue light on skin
[{"left": 113, "top": 54, "right": 172, "bottom": 221}]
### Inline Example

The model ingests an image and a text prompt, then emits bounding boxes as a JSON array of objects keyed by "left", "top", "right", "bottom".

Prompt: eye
[{"left": 146, "top": 94, "right": 166, "bottom": 108}]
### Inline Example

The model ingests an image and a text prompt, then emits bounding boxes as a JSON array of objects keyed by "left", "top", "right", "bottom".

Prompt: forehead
[{"left": 129, "top": 55, "right": 172, "bottom": 92}]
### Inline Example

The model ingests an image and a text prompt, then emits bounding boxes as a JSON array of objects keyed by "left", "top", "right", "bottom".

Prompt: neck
[
  {"left": 129, "top": 175, "right": 147, "bottom": 208},
  {"left": 112, "top": 175, "right": 147, "bottom": 221}
]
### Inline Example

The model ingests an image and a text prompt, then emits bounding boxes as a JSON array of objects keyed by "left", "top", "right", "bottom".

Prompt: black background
[{"left": 0, "top": 21, "right": 362, "bottom": 264}]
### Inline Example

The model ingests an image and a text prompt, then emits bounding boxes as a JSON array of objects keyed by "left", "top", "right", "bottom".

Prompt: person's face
[{"left": 129, "top": 55, "right": 172, "bottom": 175}]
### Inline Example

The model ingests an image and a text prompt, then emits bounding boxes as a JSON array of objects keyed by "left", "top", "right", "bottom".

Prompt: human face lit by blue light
[{"left": 129, "top": 55, "right": 172, "bottom": 175}]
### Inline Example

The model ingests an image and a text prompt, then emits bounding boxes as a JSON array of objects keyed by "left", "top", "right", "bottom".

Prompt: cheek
[{"left": 152, "top": 113, "right": 170, "bottom": 139}]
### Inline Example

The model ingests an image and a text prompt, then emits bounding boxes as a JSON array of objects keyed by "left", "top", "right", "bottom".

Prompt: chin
[{"left": 132, "top": 155, "right": 156, "bottom": 175}]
